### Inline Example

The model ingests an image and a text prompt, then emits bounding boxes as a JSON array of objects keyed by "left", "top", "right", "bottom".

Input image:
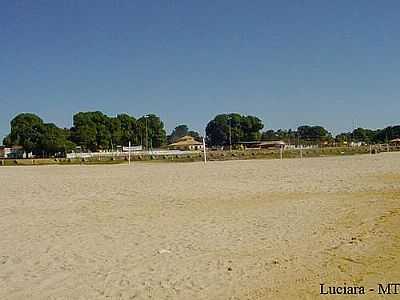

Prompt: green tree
[
  {"left": 39, "top": 123, "right": 76, "bottom": 156},
  {"left": 297, "top": 125, "right": 331, "bottom": 144},
  {"left": 205, "top": 114, "right": 230, "bottom": 146},
  {"left": 137, "top": 114, "right": 166, "bottom": 149},
  {"left": 188, "top": 130, "right": 202, "bottom": 142},
  {"left": 109, "top": 117, "right": 123, "bottom": 147},
  {"left": 335, "top": 132, "right": 351, "bottom": 145},
  {"left": 116, "top": 113, "right": 137, "bottom": 146},
  {"left": 352, "top": 128, "right": 376, "bottom": 144},
  {"left": 240, "top": 115, "right": 263, "bottom": 141},
  {"left": 5, "top": 113, "right": 75, "bottom": 157},
  {"left": 168, "top": 124, "right": 189, "bottom": 143},
  {"left": 70, "top": 111, "right": 112, "bottom": 151},
  {"left": 5, "top": 113, "right": 45, "bottom": 156},
  {"left": 206, "top": 113, "right": 264, "bottom": 146},
  {"left": 375, "top": 125, "right": 400, "bottom": 143},
  {"left": 261, "top": 130, "right": 279, "bottom": 141}
]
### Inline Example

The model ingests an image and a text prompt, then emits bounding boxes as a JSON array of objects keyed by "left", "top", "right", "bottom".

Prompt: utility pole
[
  {"left": 111, "top": 140, "right": 114, "bottom": 160},
  {"left": 229, "top": 116, "right": 232, "bottom": 152},
  {"left": 128, "top": 141, "right": 131, "bottom": 165},
  {"left": 203, "top": 137, "right": 207, "bottom": 164},
  {"left": 145, "top": 115, "right": 148, "bottom": 151}
]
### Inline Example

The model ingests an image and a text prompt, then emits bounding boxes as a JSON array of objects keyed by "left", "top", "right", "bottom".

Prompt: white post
[
  {"left": 128, "top": 141, "right": 131, "bottom": 165},
  {"left": 387, "top": 143, "right": 390, "bottom": 152},
  {"left": 300, "top": 145, "right": 303, "bottom": 159},
  {"left": 369, "top": 144, "right": 372, "bottom": 155},
  {"left": 203, "top": 138, "right": 207, "bottom": 164},
  {"left": 280, "top": 145, "right": 283, "bottom": 160}
]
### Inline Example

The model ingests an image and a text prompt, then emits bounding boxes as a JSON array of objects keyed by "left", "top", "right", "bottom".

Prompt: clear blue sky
[{"left": 1, "top": 0, "right": 399, "bottom": 140}]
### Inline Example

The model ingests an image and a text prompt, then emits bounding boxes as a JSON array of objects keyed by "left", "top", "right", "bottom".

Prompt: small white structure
[
  {"left": 0, "top": 146, "right": 28, "bottom": 158},
  {"left": 123, "top": 145, "right": 143, "bottom": 152}
]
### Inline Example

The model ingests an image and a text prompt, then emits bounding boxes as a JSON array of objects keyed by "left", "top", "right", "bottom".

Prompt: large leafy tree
[
  {"left": 116, "top": 113, "right": 138, "bottom": 146},
  {"left": 188, "top": 130, "right": 202, "bottom": 142},
  {"left": 4, "top": 113, "right": 45, "bottom": 155},
  {"left": 168, "top": 124, "right": 189, "bottom": 143},
  {"left": 109, "top": 117, "right": 122, "bottom": 147},
  {"left": 70, "top": 111, "right": 111, "bottom": 151},
  {"left": 137, "top": 114, "right": 166, "bottom": 149},
  {"left": 39, "top": 123, "right": 76, "bottom": 156},
  {"left": 335, "top": 132, "right": 351, "bottom": 144},
  {"left": 206, "top": 113, "right": 264, "bottom": 146},
  {"left": 70, "top": 112, "right": 166, "bottom": 150},
  {"left": 261, "top": 129, "right": 297, "bottom": 143},
  {"left": 261, "top": 129, "right": 279, "bottom": 141},
  {"left": 240, "top": 115, "right": 264, "bottom": 141},
  {"left": 352, "top": 128, "right": 376, "bottom": 144},
  {"left": 297, "top": 125, "right": 332, "bottom": 143},
  {"left": 4, "top": 113, "right": 75, "bottom": 156},
  {"left": 375, "top": 126, "right": 400, "bottom": 143},
  {"left": 335, "top": 126, "right": 400, "bottom": 144},
  {"left": 205, "top": 115, "right": 229, "bottom": 146},
  {"left": 167, "top": 124, "right": 202, "bottom": 144}
]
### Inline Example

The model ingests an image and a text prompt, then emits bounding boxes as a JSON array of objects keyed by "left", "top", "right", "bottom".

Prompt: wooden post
[
  {"left": 203, "top": 138, "right": 207, "bottom": 164},
  {"left": 128, "top": 141, "right": 131, "bottom": 165}
]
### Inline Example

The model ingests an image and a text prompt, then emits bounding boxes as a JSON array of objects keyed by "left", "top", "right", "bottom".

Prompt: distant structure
[
  {"left": 168, "top": 136, "right": 204, "bottom": 151},
  {"left": 239, "top": 141, "right": 286, "bottom": 149},
  {"left": 390, "top": 138, "right": 400, "bottom": 146},
  {"left": 0, "top": 146, "right": 27, "bottom": 158}
]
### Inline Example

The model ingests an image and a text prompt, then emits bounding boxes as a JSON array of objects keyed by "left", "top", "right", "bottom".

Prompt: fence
[{"left": 66, "top": 149, "right": 200, "bottom": 159}]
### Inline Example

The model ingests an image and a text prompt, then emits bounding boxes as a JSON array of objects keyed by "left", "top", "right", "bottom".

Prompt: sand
[{"left": 1, "top": 153, "right": 400, "bottom": 299}]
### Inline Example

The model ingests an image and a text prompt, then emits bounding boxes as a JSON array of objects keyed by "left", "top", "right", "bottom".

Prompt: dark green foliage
[
  {"left": 69, "top": 112, "right": 167, "bottom": 150},
  {"left": 352, "top": 128, "right": 376, "bottom": 143},
  {"left": 116, "top": 113, "right": 138, "bottom": 146},
  {"left": 240, "top": 115, "right": 264, "bottom": 141},
  {"left": 261, "top": 126, "right": 332, "bottom": 145},
  {"left": 374, "top": 126, "right": 400, "bottom": 143},
  {"left": 3, "top": 111, "right": 399, "bottom": 156},
  {"left": 336, "top": 126, "right": 400, "bottom": 144},
  {"left": 136, "top": 114, "right": 166, "bottom": 149},
  {"left": 188, "top": 130, "right": 202, "bottom": 142},
  {"left": 4, "top": 111, "right": 167, "bottom": 156},
  {"left": 70, "top": 111, "right": 111, "bottom": 151},
  {"left": 39, "top": 123, "right": 76, "bottom": 155},
  {"left": 5, "top": 113, "right": 44, "bottom": 154},
  {"left": 5, "top": 113, "right": 75, "bottom": 157},
  {"left": 261, "top": 129, "right": 297, "bottom": 143},
  {"left": 168, "top": 124, "right": 189, "bottom": 143},
  {"left": 297, "top": 125, "right": 332, "bottom": 142},
  {"left": 70, "top": 111, "right": 153, "bottom": 151},
  {"left": 206, "top": 113, "right": 264, "bottom": 146},
  {"left": 167, "top": 125, "right": 202, "bottom": 143},
  {"left": 335, "top": 132, "right": 351, "bottom": 144},
  {"left": 261, "top": 129, "right": 279, "bottom": 141}
]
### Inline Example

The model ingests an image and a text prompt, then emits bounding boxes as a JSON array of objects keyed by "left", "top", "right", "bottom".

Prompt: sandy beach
[{"left": 1, "top": 153, "right": 400, "bottom": 299}]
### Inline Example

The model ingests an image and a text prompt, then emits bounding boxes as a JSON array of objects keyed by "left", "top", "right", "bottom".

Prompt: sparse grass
[{"left": 0, "top": 146, "right": 391, "bottom": 166}]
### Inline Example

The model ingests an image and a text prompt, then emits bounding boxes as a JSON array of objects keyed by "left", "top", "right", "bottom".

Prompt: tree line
[
  {"left": 2, "top": 111, "right": 400, "bottom": 157},
  {"left": 3, "top": 112, "right": 168, "bottom": 156}
]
